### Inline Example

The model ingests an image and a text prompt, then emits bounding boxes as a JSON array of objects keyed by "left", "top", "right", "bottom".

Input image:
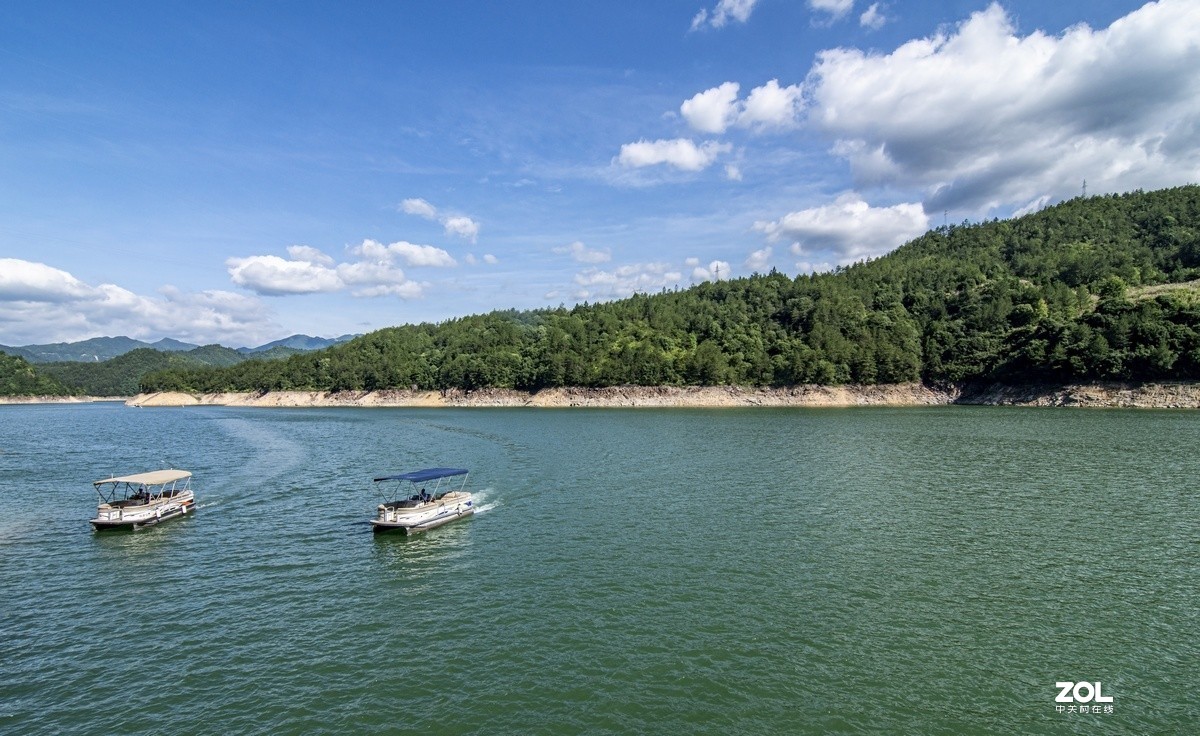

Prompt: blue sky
[{"left": 1, "top": 0, "right": 1195, "bottom": 347}]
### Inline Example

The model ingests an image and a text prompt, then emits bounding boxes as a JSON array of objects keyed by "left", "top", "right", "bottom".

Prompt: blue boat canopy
[{"left": 373, "top": 467, "right": 469, "bottom": 483}]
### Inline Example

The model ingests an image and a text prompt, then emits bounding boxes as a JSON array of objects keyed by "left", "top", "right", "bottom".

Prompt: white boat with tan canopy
[{"left": 91, "top": 469, "right": 195, "bottom": 530}]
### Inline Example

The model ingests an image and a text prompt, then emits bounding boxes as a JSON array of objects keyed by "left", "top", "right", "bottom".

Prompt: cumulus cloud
[
  {"left": 0, "top": 258, "right": 94, "bottom": 302},
  {"left": 859, "top": 2, "right": 886, "bottom": 30},
  {"left": 350, "top": 239, "right": 457, "bottom": 267},
  {"left": 681, "top": 80, "right": 804, "bottom": 134},
  {"left": 810, "top": 0, "right": 854, "bottom": 21},
  {"left": 0, "top": 258, "right": 278, "bottom": 346},
  {"left": 228, "top": 239, "right": 457, "bottom": 299},
  {"left": 807, "top": 0, "right": 1200, "bottom": 213},
  {"left": 745, "top": 246, "right": 773, "bottom": 271},
  {"left": 400, "top": 197, "right": 481, "bottom": 242},
  {"left": 795, "top": 259, "right": 837, "bottom": 274},
  {"left": 442, "top": 215, "right": 480, "bottom": 243},
  {"left": 691, "top": 0, "right": 759, "bottom": 31},
  {"left": 482, "top": 254, "right": 498, "bottom": 265},
  {"left": 691, "top": 260, "right": 732, "bottom": 281},
  {"left": 226, "top": 255, "right": 343, "bottom": 296},
  {"left": 739, "top": 79, "right": 806, "bottom": 130},
  {"left": 554, "top": 241, "right": 612, "bottom": 264},
  {"left": 755, "top": 193, "right": 930, "bottom": 262},
  {"left": 286, "top": 245, "right": 335, "bottom": 266},
  {"left": 573, "top": 263, "right": 683, "bottom": 299},
  {"left": 400, "top": 198, "right": 438, "bottom": 219},
  {"left": 681, "top": 82, "right": 741, "bottom": 134},
  {"left": 336, "top": 258, "right": 424, "bottom": 298},
  {"left": 618, "top": 138, "right": 732, "bottom": 171}
]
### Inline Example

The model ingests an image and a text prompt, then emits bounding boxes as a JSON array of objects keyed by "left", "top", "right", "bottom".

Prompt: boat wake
[
  {"left": 472, "top": 488, "right": 499, "bottom": 515},
  {"left": 212, "top": 417, "right": 308, "bottom": 509}
]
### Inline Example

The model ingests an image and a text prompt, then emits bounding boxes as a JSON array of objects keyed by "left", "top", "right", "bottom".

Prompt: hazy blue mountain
[
  {"left": 237, "top": 334, "right": 358, "bottom": 354},
  {"left": 0, "top": 336, "right": 151, "bottom": 363},
  {"left": 150, "top": 338, "right": 200, "bottom": 352},
  {"left": 0, "top": 344, "right": 36, "bottom": 362},
  {"left": 2, "top": 334, "right": 356, "bottom": 363}
]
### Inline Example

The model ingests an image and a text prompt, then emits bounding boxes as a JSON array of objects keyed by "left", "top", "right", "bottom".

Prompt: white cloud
[
  {"left": 228, "top": 238, "right": 455, "bottom": 299},
  {"left": 745, "top": 246, "right": 773, "bottom": 271},
  {"left": 681, "top": 82, "right": 741, "bottom": 134},
  {"left": 336, "top": 259, "right": 424, "bottom": 298},
  {"left": 807, "top": 0, "right": 1200, "bottom": 213},
  {"left": 810, "top": 0, "right": 854, "bottom": 21},
  {"left": 0, "top": 258, "right": 94, "bottom": 302},
  {"left": 349, "top": 282, "right": 426, "bottom": 299},
  {"left": 573, "top": 262, "right": 683, "bottom": 298},
  {"left": 692, "top": 260, "right": 732, "bottom": 281},
  {"left": 286, "top": 244, "right": 335, "bottom": 267},
  {"left": 681, "top": 80, "right": 804, "bottom": 134},
  {"left": 859, "top": 2, "right": 886, "bottom": 30},
  {"left": 401, "top": 197, "right": 481, "bottom": 242},
  {"left": 691, "top": 0, "right": 759, "bottom": 31},
  {"left": 400, "top": 198, "right": 438, "bottom": 219},
  {"left": 617, "top": 138, "right": 731, "bottom": 171},
  {"left": 755, "top": 193, "right": 930, "bottom": 262},
  {"left": 0, "top": 258, "right": 278, "bottom": 346},
  {"left": 725, "top": 163, "right": 743, "bottom": 181},
  {"left": 350, "top": 239, "right": 457, "bottom": 267},
  {"left": 442, "top": 215, "right": 480, "bottom": 243},
  {"left": 739, "top": 79, "right": 805, "bottom": 130},
  {"left": 335, "top": 259, "right": 407, "bottom": 288},
  {"left": 482, "top": 254, "right": 498, "bottom": 265},
  {"left": 795, "top": 260, "right": 837, "bottom": 274},
  {"left": 554, "top": 241, "right": 612, "bottom": 264},
  {"left": 226, "top": 255, "right": 343, "bottom": 296}
]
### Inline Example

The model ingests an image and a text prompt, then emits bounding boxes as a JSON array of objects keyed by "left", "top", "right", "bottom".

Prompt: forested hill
[
  {"left": 139, "top": 186, "right": 1200, "bottom": 395},
  {"left": 0, "top": 353, "right": 76, "bottom": 396}
]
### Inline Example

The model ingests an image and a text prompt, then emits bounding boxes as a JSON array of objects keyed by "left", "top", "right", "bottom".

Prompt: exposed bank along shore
[{"left": 119, "top": 381, "right": 1200, "bottom": 409}]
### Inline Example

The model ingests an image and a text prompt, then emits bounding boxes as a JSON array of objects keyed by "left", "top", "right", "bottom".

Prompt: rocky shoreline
[
  {"left": 124, "top": 383, "right": 953, "bottom": 408},
  {"left": 115, "top": 380, "right": 1200, "bottom": 409},
  {"left": 955, "top": 381, "right": 1200, "bottom": 408},
  {"left": 8, "top": 381, "right": 1200, "bottom": 409},
  {"left": 0, "top": 396, "right": 126, "bottom": 405}
]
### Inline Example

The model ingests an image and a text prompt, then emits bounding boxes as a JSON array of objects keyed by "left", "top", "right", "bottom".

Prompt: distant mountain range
[{"left": 0, "top": 334, "right": 358, "bottom": 363}]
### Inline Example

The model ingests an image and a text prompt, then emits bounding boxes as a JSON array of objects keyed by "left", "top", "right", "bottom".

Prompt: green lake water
[{"left": 0, "top": 403, "right": 1196, "bottom": 734}]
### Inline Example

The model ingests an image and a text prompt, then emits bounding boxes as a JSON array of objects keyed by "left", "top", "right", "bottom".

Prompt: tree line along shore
[{"left": 4, "top": 186, "right": 1200, "bottom": 405}]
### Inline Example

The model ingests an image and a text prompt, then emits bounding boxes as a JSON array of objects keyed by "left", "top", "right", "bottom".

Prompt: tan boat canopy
[{"left": 93, "top": 469, "right": 192, "bottom": 487}]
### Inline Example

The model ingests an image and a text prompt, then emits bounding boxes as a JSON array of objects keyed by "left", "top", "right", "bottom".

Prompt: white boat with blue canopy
[
  {"left": 371, "top": 467, "right": 473, "bottom": 534},
  {"left": 91, "top": 469, "right": 195, "bottom": 531}
]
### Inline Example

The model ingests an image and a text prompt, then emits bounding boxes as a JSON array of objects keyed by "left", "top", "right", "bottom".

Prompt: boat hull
[
  {"left": 370, "top": 501, "right": 474, "bottom": 534},
  {"left": 91, "top": 497, "right": 195, "bottom": 531}
]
